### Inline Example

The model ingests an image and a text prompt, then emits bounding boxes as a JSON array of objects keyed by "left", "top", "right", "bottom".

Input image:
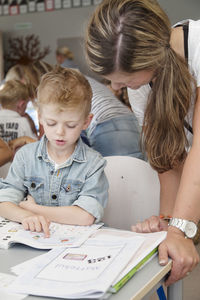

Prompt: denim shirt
[{"left": 0, "top": 136, "right": 109, "bottom": 222}]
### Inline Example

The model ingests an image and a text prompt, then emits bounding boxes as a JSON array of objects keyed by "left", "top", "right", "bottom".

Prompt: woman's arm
[
  {"left": 131, "top": 166, "right": 182, "bottom": 233},
  {"left": 170, "top": 88, "right": 200, "bottom": 222},
  {"left": 0, "top": 139, "right": 13, "bottom": 166},
  {"left": 159, "top": 87, "right": 200, "bottom": 285},
  {"left": 159, "top": 163, "right": 183, "bottom": 217}
]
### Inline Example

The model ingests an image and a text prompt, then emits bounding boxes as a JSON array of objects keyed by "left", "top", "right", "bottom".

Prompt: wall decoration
[
  {"left": 9, "top": 0, "right": 19, "bottom": 15},
  {"left": 28, "top": 0, "right": 36, "bottom": 12},
  {"left": 0, "top": 0, "right": 103, "bottom": 17},
  {"left": 19, "top": 0, "right": 28, "bottom": 14},
  {"left": 4, "top": 34, "right": 50, "bottom": 68},
  {"left": 3, "top": 0, "right": 9, "bottom": 15}
]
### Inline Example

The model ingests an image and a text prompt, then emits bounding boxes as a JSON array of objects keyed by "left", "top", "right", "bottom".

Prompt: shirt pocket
[
  {"left": 60, "top": 179, "right": 84, "bottom": 206},
  {"left": 24, "top": 176, "right": 44, "bottom": 205}
]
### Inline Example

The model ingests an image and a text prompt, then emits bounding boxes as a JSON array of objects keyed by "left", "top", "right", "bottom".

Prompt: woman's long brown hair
[{"left": 85, "top": 0, "right": 195, "bottom": 172}]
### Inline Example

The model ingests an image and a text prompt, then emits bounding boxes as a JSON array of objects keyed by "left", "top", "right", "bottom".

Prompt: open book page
[
  {"left": 11, "top": 228, "right": 166, "bottom": 279},
  {"left": 9, "top": 237, "right": 145, "bottom": 299},
  {"left": 85, "top": 228, "right": 167, "bottom": 288},
  {"left": 11, "top": 252, "right": 50, "bottom": 276},
  {"left": 99, "top": 229, "right": 167, "bottom": 286},
  {"left": 0, "top": 217, "right": 103, "bottom": 249}
]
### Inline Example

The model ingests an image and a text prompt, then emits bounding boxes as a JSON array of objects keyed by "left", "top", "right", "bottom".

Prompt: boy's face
[{"left": 39, "top": 103, "right": 91, "bottom": 155}]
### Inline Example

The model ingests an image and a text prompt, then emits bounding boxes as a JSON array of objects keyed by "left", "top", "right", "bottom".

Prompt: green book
[
  {"left": 109, "top": 247, "right": 158, "bottom": 293},
  {"left": 106, "top": 229, "right": 167, "bottom": 294}
]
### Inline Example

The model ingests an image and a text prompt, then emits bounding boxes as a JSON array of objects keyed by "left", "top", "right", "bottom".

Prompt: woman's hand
[
  {"left": 131, "top": 215, "right": 168, "bottom": 233},
  {"left": 158, "top": 227, "right": 199, "bottom": 286}
]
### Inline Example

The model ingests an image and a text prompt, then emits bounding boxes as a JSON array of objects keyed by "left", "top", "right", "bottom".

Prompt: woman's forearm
[
  {"left": 172, "top": 146, "right": 200, "bottom": 223},
  {"left": 159, "top": 163, "right": 183, "bottom": 217}
]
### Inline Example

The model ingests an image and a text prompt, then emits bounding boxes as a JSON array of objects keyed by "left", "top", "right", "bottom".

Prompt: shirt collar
[{"left": 37, "top": 135, "right": 87, "bottom": 164}]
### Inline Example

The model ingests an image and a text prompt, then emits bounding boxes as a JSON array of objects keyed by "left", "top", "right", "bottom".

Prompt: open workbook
[
  {"left": 106, "top": 229, "right": 167, "bottom": 292},
  {"left": 9, "top": 228, "right": 167, "bottom": 299},
  {"left": 0, "top": 217, "right": 103, "bottom": 249}
]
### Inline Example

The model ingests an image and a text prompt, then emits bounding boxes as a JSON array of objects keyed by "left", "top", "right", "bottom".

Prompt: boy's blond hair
[
  {"left": 0, "top": 80, "right": 29, "bottom": 109},
  {"left": 37, "top": 66, "right": 92, "bottom": 117}
]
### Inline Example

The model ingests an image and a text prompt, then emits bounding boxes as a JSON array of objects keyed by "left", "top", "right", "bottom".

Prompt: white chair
[
  {"left": 103, "top": 156, "right": 183, "bottom": 300},
  {"left": 103, "top": 156, "right": 160, "bottom": 230}
]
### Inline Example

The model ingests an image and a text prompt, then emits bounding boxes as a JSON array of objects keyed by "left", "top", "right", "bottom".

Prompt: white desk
[{"left": 0, "top": 244, "right": 182, "bottom": 300}]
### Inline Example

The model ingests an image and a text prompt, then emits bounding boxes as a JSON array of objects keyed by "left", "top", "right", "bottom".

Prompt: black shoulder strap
[
  {"left": 183, "top": 23, "right": 189, "bottom": 62},
  {"left": 184, "top": 120, "right": 193, "bottom": 134},
  {"left": 182, "top": 23, "right": 193, "bottom": 134}
]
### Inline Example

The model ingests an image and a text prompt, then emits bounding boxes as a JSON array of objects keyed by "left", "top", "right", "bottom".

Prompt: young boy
[
  {"left": 0, "top": 67, "right": 108, "bottom": 237},
  {"left": 0, "top": 80, "right": 37, "bottom": 142}
]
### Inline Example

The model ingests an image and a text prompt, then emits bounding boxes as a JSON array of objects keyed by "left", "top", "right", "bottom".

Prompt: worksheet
[
  {"left": 9, "top": 237, "right": 144, "bottom": 298},
  {"left": 0, "top": 217, "right": 103, "bottom": 249}
]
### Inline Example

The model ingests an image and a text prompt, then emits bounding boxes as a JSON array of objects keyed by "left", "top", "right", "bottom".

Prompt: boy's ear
[
  {"left": 16, "top": 100, "right": 27, "bottom": 115},
  {"left": 83, "top": 113, "right": 93, "bottom": 130}
]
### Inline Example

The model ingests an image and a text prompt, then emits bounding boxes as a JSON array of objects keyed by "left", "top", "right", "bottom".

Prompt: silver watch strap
[{"left": 169, "top": 218, "right": 187, "bottom": 233}]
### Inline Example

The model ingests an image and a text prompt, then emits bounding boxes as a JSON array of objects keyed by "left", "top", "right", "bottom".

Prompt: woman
[{"left": 85, "top": 0, "right": 200, "bottom": 285}]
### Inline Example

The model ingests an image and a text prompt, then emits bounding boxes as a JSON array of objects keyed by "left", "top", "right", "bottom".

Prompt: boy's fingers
[
  {"left": 22, "top": 220, "right": 29, "bottom": 230},
  {"left": 35, "top": 222, "right": 42, "bottom": 233},
  {"left": 28, "top": 220, "right": 36, "bottom": 232},
  {"left": 39, "top": 217, "right": 50, "bottom": 238},
  {"left": 131, "top": 225, "right": 136, "bottom": 231}
]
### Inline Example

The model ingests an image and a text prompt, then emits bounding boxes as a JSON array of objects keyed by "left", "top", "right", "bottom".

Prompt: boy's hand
[
  {"left": 19, "top": 195, "right": 37, "bottom": 211},
  {"left": 21, "top": 215, "right": 50, "bottom": 238},
  {"left": 131, "top": 215, "right": 168, "bottom": 233}
]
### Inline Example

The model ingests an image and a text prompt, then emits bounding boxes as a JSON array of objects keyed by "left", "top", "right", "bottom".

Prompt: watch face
[{"left": 185, "top": 221, "right": 197, "bottom": 238}]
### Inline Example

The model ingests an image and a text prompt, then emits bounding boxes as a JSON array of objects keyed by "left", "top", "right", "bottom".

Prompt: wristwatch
[{"left": 169, "top": 218, "right": 197, "bottom": 239}]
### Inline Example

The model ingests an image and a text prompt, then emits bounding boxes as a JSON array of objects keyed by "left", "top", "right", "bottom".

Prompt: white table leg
[{"left": 167, "top": 280, "right": 183, "bottom": 300}]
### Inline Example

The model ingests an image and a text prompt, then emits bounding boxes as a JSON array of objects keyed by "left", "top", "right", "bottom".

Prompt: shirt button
[
  {"left": 50, "top": 171, "right": 54, "bottom": 175},
  {"left": 52, "top": 194, "right": 57, "bottom": 200},
  {"left": 66, "top": 184, "right": 71, "bottom": 192},
  {"left": 38, "top": 157, "right": 42, "bottom": 160},
  {"left": 31, "top": 182, "right": 36, "bottom": 188}
]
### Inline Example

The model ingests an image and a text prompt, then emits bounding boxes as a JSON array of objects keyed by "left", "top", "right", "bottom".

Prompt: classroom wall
[
  {"left": 0, "top": 0, "right": 199, "bottom": 77},
  {"left": 0, "top": 5, "right": 96, "bottom": 78},
  {"left": 158, "top": 0, "right": 200, "bottom": 24}
]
